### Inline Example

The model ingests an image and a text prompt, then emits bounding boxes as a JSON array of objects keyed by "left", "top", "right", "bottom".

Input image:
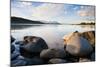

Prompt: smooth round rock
[
  {"left": 48, "top": 58, "right": 67, "bottom": 64},
  {"left": 40, "top": 48, "right": 66, "bottom": 59},
  {"left": 20, "top": 36, "right": 48, "bottom": 58},
  {"left": 63, "top": 31, "right": 93, "bottom": 57}
]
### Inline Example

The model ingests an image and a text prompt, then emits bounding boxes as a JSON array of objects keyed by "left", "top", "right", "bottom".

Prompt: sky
[{"left": 11, "top": 0, "right": 95, "bottom": 24}]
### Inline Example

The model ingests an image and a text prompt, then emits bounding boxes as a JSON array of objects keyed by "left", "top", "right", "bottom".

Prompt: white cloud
[
  {"left": 77, "top": 6, "right": 95, "bottom": 17},
  {"left": 21, "top": 1, "right": 32, "bottom": 6},
  {"left": 11, "top": 1, "right": 34, "bottom": 19},
  {"left": 32, "top": 3, "right": 66, "bottom": 21}
]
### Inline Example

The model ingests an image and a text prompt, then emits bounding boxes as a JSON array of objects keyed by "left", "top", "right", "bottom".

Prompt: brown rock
[
  {"left": 80, "top": 31, "right": 95, "bottom": 48},
  {"left": 63, "top": 31, "right": 93, "bottom": 57}
]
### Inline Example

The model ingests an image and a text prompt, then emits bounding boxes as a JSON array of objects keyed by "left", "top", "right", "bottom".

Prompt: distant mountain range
[{"left": 11, "top": 17, "right": 60, "bottom": 24}]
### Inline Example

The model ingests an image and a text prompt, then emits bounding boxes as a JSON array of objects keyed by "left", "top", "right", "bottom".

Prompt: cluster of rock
[
  {"left": 11, "top": 30, "right": 95, "bottom": 66},
  {"left": 63, "top": 31, "right": 95, "bottom": 61}
]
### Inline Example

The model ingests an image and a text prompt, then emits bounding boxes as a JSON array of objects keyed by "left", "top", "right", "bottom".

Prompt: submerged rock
[
  {"left": 48, "top": 58, "right": 67, "bottom": 64},
  {"left": 63, "top": 31, "right": 93, "bottom": 57},
  {"left": 40, "top": 48, "right": 66, "bottom": 59},
  {"left": 20, "top": 36, "right": 48, "bottom": 58}
]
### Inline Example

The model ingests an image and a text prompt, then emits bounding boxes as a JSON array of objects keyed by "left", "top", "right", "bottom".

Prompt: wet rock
[
  {"left": 48, "top": 58, "right": 67, "bottom": 64},
  {"left": 80, "top": 31, "right": 95, "bottom": 48},
  {"left": 15, "top": 41, "right": 24, "bottom": 45},
  {"left": 90, "top": 52, "right": 95, "bottom": 61},
  {"left": 11, "top": 51, "right": 19, "bottom": 60},
  {"left": 40, "top": 48, "right": 66, "bottom": 59},
  {"left": 11, "top": 45, "right": 15, "bottom": 53},
  {"left": 20, "top": 36, "right": 48, "bottom": 58},
  {"left": 63, "top": 31, "right": 93, "bottom": 57},
  {"left": 79, "top": 58, "right": 91, "bottom": 62},
  {"left": 11, "top": 56, "right": 27, "bottom": 66},
  {"left": 11, "top": 36, "right": 15, "bottom": 43},
  {"left": 25, "top": 57, "right": 45, "bottom": 65},
  {"left": 64, "top": 51, "right": 79, "bottom": 62}
]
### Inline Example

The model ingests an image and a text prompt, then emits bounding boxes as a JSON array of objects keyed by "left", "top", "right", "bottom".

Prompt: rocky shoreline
[{"left": 11, "top": 30, "right": 95, "bottom": 66}]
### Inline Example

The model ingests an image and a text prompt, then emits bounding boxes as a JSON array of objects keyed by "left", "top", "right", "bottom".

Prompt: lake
[{"left": 11, "top": 24, "right": 95, "bottom": 49}]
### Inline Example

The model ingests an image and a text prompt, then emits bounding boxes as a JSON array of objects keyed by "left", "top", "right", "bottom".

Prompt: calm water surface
[{"left": 11, "top": 24, "right": 95, "bottom": 48}]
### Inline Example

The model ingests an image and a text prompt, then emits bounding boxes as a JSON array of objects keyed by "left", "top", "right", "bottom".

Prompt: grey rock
[
  {"left": 11, "top": 56, "right": 27, "bottom": 66},
  {"left": 79, "top": 58, "right": 91, "bottom": 62},
  {"left": 48, "top": 58, "right": 67, "bottom": 64},
  {"left": 90, "top": 52, "right": 95, "bottom": 61},
  {"left": 15, "top": 41, "right": 24, "bottom": 45},
  {"left": 25, "top": 57, "right": 45, "bottom": 65},
  {"left": 40, "top": 48, "right": 66, "bottom": 59},
  {"left": 11, "top": 51, "right": 19, "bottom": 60},
  {"left": 11, "top": 45, "right": 15, "bottom": 53},
  {"left": 20, "top": 36, "right": 48, "bottom": 58}
]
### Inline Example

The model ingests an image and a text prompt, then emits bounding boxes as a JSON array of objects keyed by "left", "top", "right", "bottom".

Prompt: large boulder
[
  {"left": 20, "top": 36, "right": 48, "bottom": 58},
  {"left": 48, "top": 58, "right": 67, "bottom": 64},
  {"left": 80, "top": 31, "right": 95, "bottom": 48},
  {"left": 40, "top": 48, "right": 66, "bottom": 59},
  {"left": 63, "top": 31, "right": 93, "bottom": 57}
]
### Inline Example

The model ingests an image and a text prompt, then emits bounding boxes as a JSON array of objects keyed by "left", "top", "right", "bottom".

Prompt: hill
[{"left": 11, "top": 17, "right": 44, "bottom": 24}]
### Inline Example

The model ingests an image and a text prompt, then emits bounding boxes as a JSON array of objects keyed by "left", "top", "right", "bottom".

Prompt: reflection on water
[
  {"left": 79, "top": 25, "right": 95, "bottom": 29},
  {"left": 11, "top": 24, "right": 95, "bottom": 48},
  {"left": 11, "top": 24, "right": 43, "bottom": 30}
]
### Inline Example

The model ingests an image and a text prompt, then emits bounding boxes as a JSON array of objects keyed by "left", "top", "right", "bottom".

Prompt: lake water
[{"left": 11, "top": 24, "right": 95, "bottom": 49}]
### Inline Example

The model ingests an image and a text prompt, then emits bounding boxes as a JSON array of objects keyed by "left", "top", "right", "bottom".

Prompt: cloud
[
  {"left": 21, "top": 1, "right": 33, "bottom": 6},
  {"left": 77, "top": 6, "right": 95, "bottom": 17},
  {"left": 11, "top": 1, "right": 34, "bottom": 18},
  {"left": 11, "top": 1, "right": 95, "bottom": 23},
  {"left": 32, "top": 3, "right": 67, "bottom": 21}
]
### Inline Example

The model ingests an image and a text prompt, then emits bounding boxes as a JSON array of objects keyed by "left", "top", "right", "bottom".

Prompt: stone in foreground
[{"left": 40, "top": 48, "right": 66, "bottom": 59}]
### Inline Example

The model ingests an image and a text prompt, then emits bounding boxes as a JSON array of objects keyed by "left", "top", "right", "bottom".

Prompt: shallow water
[{"left": 11, "top": 24, "right": 95, "bottom": 48}]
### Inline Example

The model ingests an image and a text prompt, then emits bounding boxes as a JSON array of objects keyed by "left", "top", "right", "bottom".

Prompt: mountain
[{"left": 11, "top": 17, "right": 44, "bottom": 24}]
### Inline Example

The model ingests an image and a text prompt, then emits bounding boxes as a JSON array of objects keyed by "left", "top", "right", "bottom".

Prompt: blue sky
[{"left": 11, "top": 0, "right": 95, "bottom": 24}]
